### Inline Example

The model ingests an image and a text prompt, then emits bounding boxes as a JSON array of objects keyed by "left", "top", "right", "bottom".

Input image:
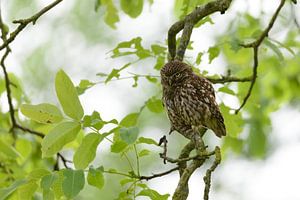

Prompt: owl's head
[{"left": 160, "top": 60, "right": 193, "bottom": 87}]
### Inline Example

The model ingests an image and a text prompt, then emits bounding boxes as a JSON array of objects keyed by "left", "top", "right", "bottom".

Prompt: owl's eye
[{"left": 175, "top": 73, "right": 180, "bottom": 78}]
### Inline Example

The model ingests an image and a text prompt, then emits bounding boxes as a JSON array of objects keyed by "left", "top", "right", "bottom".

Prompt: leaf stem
[{"left": 134, "top": 144, "right": 140, "bottom": 177}]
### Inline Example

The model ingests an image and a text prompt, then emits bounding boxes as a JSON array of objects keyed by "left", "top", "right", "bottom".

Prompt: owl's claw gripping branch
[{"left": 167, "top": 0, "right": 233, "bottom": 61}]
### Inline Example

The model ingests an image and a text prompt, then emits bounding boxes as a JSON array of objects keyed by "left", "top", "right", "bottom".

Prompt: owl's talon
[
  {"left": 158, "top": 135, "right": 168, "bottom": 146},
  {"left": 158, "top": 135, "right": 168, "bottom": 164}
]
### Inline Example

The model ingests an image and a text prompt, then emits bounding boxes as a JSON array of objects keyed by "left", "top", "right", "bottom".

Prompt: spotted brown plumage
[{"left": 160, "top": 60, "right": 226, "bottom": 140}]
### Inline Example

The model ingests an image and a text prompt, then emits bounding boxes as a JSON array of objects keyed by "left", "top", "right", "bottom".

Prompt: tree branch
[
  {"left": 207, "top": 75, "right": 252, "bottom": 84},
  {"left": 203, "top": 146, "right": 221, "bottom": 200},
  {"left": 1, "top": 0, "right": 66, "bottom": 171},
  {"left": 235, "top": 0, "right": 286, "bottom": 114},
  {"left": 168, "top": 0, "right": 233, "bottom": 60},
  {"left": 172, "top": 128, "right": 215, "bottom": 200},
  {"left": 139, "top": 167, "right": 179, "bottom": 181},
  {"left": 0, "top": 0, "right": 63, "bottom": 51}
]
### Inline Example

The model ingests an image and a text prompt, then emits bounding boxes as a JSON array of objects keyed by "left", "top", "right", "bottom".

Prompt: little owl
[{"left": 160, "top": 60, "right": 226, "bottom": 142}]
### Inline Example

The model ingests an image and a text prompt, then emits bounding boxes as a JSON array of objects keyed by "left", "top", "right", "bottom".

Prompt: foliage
[{"left": 0, "top": 0, "right": 300, "bottom": 199}]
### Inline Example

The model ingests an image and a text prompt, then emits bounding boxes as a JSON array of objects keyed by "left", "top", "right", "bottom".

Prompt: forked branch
[
  {"left": 168, "top": 0, "right": 233, "bottom": 60},
  {"left": 235, "top": 0, "right": 286, "bottom": 113}
]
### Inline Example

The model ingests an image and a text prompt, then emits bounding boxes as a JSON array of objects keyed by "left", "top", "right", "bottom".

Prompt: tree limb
[
  {"left": 0, "top": 0, "right": 63, "bottom": 51},
  {"left": 235, "top": 0, "right": 286, "bottom": 114},
  {"left": 168, "top": 0, "right": 233, "bottom": 60},
  {"left": 139, "top": 167, "right": 179, "bottom": 181},
  {"left": 203, "top": 146, "right": 221, "bottom": 200}
]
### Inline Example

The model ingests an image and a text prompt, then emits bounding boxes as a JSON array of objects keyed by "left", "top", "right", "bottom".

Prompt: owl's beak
[{"left": 168, "top": 79, "right": 172, "bottom": 86}]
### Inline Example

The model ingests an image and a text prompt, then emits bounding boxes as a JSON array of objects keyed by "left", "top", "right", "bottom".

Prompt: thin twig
[
  {"left": 1, "top": 0, "right": 64, "bottom": 173},
  {"left": 57, "top": 153, "right": 71, "bottom": 169},
  {"left": 235, "top": 0, "right": 286, "bottom": 113},
  {"left": 203, "top": 146, "right": 221, "bottom": 200},
  {"left": 133, "top": 144, "right": 140, "bottom": 177},
  {"left": 97, "top": 73, "right": 252, "bottom": 86},
  {"left": 158, "top": 135, "right": 168, "bottom": 164},
  {"left": 139, "top": 167, "right": 179, "bottom": 181},
  {"left": 160, "top": 150, "right": 214, "bottom": 164},
  {"left": 0, "top": 0, "right": 63, "bottom": 51},
  {"left": 207, "top": 75, "right": 252, "bottom": 84}
]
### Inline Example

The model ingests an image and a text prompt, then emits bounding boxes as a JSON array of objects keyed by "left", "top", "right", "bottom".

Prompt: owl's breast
[{"left": 174, "top": 84, "right": 208, "bottom": 126}]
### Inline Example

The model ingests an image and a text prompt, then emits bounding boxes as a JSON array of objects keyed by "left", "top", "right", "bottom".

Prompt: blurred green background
[{"left": 1, "top": 0, "right": 300, "bottom": 199}]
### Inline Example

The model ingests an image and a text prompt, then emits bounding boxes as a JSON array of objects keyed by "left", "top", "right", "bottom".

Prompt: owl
[{"left": 160, "top": 60, "right": 226, "bottom": 140}]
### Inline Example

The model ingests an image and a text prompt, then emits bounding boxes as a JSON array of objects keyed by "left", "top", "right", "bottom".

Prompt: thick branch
[
  {"left": 235, "top": 0, "right": 286, "bottom": 113},
  {"left": 168, "top": 0, "right": 233, "bottom": 60},
  {"left": 173, "top": 128, "right": 210, "bottom": 200}
]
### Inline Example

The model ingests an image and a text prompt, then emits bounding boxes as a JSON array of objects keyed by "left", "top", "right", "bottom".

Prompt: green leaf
[
  {"left": 145, "top": 76, "right": 158, "bottom": 83},
  {"left": 223, "top": 136, "right": 244, "bottom": 154},
  {"left": 263, "top": 39, "right": 284, "bottom": 60},
  {"left": 62, "top": 169, "right": 85, "bottom": 199},
  {"left": 154, "top": 56, "right": 165, "bottom": 70},
  {"left": 43, "top": 189, "right": 55, "bottom": 200},
  {"left": 120, "top": 113, "right": 139, "bottom": 127},
  {"left": 105, "top": 63, "right": 131, "bottom": 83},
  {"left": 111, "top": 140, "right": 128, "bottom": 153},
  {"left": 269, "top": 38, "right": 295, "bottom": 55},
  {"left": 146, "top": 97, "right": 164, "bottom": 113},
  {"left": 17, "top": 180, "right": 38, "bottom": 200},
  {"left": 87, "top": 167, "right": 105, "bottom": 190},
  {"left": 83, "top": 111, "right": 118, "bottom": 130},
  {"left": 208, "top": 46, "right": 220, "bottom": 64},
  {"left": 41, "top": 174, "right": 58, "bottom": 190},
  {"left": 218, "top": 86, "right": 235, "bottom": 95},
  {"left": 73, "top": 133, "right": 103, "bottom": 169},
  {"left": 28, "top": 169, "right": 51, "bottom": 180},
  {"left": 95, "top": 0, "right": 102, "bottom": 11},
  {"left": 102, "top": 0, "right": 120, "bottom": 29},
  {"left": 196, "top": 52, "right": 203, "bottom": 65},
  {"left": 138, "top": 149, "right": 150, "bottom": 157},
  {"left": 0, "top": 179, "right": 27, "bottom": 200},
  {"left": 0, "top": 139, "right": 20, "bottom": 158},
  {"left": 55, "top": 70, "right": 84, "bottom": 120},
  {"left": 120, "top": 0, "right": 144, "bottom": 18},
  {"left": 195, "top": 16, "right": 214, "bottom": 27},
  {"left": 137, "top": 137, "right": 158, "bottom": 146},
  {"left": 151, "top": 44, "right": 167, "bottom": 55},
  {"left": 111, "top": 37, "right": 151, "bottom": 59},
  {"left": 20, "top": 103, "right": 63, "bottom": 124},
  {"left": 248, "top": 117, "right": 267, "bottom": 158},
  {"left": 132, "top": 75, "right": 138, "bottom": 87},
  {"left": 105, "top": 68, "right": 120, "bottom": 83},
  {"left": 120, "top": 127, "right": 139, "bottom": 144},
  {"left": 76, "top": 79, "right": 96, "bottom": 95},
  {"left": 16, "top": 138, "right": 32, "bottom": 164},
  {"left": 220, "top": 104, "right": 244, "bottom": 137},
  {"left": 230, "top": 37, "right": 242, "bottom": 52},
  {"left": 41, "top": 121, "right": 81, "bottom": 157},
  {"left": 120, "top": 178, "right": 135, "bottom": 186},
  {"left": 52, "top": 171, "right": 64, "bottom": 199},
  {"left": 137, "top": 189, "right": 170, "bottom": 200}
]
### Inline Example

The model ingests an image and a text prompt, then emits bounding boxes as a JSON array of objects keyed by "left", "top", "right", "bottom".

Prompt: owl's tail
[
  {"left": 209, "top": 119, "right": 226, "bottom": 138},
  {"left": 213, "top": 123, "right": 226, "bottom": 138}
]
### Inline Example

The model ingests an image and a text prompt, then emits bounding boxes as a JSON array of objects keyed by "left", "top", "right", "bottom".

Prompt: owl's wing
[{"left": 191, "top": 74, "right": 226, "bottom": 137}]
